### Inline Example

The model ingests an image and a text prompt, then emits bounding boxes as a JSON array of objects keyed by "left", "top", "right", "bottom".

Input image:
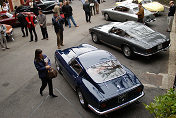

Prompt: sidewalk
[{"left": 167, "top": 15, "right": 176, "bottom": 89}]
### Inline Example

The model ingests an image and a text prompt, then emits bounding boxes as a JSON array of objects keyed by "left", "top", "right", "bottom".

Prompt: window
[
  {"left": 70, "top": 60, "right": 82, "bottom": 75},
  {"left": 87, "top": 60, "right": 126, "bottom": 83},
  {"left": 114, "top": 6, "right": 129, "bottom": 12},
  {"left": 110, "top": 28, "right": 126, "bottom": 37}
]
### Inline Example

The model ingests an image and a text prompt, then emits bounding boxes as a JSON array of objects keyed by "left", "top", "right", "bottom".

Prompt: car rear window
[
  {"left": 86, "top": 60, "right": 126, "bottom": 83},
  {"left": 127, "top": 25, "right": 154, "bottom": 38}
]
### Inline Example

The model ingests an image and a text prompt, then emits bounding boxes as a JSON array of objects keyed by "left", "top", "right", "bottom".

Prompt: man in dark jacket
[
  {"left": 17, "top": 13, "right": 28, "bottom": 37},
  {"left": 64, "top": 1, "right": 79, "bottom": 28},
  {"left": 52, "top": 12, "right": 64, "bottom": 49},
  {"left": 83, "top": 0, "right": 91, "bottom": 23},
  {"left": 167, "top": 1, "right": 175, "bottom": 32}
]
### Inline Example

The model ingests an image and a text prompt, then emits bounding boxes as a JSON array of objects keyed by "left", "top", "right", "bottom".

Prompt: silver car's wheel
[
  {"left": 77, "top": 89, "right": 88, "bottom": 109},
  {"left": 92, "top": 33, "right": 99, "bottom": 43},
  {"left": 122, "top": 46, "right": 133, "bottom": 58},
  {"left": 104, "top": 14, "right": 110, "bottom": 21}
]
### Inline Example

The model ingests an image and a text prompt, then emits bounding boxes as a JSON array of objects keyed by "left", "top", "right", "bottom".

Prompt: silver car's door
[{"left": 110, "top": 6, "right": 124, "bottom": 21}]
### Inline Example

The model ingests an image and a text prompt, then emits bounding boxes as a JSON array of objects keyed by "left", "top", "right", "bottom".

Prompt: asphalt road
[{"left": 0, "top": 0, "right": 169, "bottom": 118}]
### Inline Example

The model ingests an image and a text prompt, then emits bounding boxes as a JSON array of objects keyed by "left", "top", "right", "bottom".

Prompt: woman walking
[{"left": 34, "top": 49, "right": 57, "bottom": 97}]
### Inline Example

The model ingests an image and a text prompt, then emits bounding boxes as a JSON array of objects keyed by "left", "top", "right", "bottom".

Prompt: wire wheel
[
  {"left": 104, "top": 14, "right": 110, "bottom": 21},
  {"left": 77, "top": 89, "right": 88, "bottom": 109},
  {"left": 92, "top": 33, "right": 99, "bottom": 43},
  {"left": 123, "top": 46, "right": 133, "bottom": 58}
]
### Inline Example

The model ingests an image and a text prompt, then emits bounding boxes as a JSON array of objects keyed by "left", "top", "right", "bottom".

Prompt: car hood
[
  {"left": 143, "top": 2, "right": 164, "bottom": 12},
  {"left": 97, "top": 73, "right": 141, "bottom": 100}
]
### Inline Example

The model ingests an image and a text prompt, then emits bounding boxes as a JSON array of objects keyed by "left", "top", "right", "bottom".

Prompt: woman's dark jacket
[{"left": 34, "top": 54, "right": 51, "bottom": 79}]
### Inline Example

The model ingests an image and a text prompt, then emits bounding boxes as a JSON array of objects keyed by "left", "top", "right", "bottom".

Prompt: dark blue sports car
[{"left": 55, "top": 44, "right": 144, "bottom": 115}]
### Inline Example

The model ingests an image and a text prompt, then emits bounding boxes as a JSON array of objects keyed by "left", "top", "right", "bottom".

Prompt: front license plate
[{"left": 158, "top": 44, "right": 162, "bottom": 50}]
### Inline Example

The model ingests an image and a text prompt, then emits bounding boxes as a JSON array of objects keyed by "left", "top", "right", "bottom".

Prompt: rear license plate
[{"left": 158, "top": 44, "right": 162, "bottom": 50}]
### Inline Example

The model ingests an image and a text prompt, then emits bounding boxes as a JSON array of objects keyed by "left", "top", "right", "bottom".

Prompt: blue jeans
[{"left": 67, "top": 15, "right": 77, "bottom": 28}]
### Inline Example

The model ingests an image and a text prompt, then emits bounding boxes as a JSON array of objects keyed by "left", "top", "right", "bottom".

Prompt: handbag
[{"left": 47, "top": 67, "right": 57, "bottom": 79}]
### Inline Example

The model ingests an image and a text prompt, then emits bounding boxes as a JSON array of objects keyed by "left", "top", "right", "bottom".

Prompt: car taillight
[
  {"left": 137, "top": 87, "right": 142, "bottom": 93},
  {"left": 100, "top": 103, "right": 107, "bottom": 109},
  {"left": 146, "top": 49, "right": 152, "bottom": 53}
]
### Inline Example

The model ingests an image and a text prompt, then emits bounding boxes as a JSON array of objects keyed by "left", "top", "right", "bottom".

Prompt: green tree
[{"left": 145, "top": 88, "right": 176, "bottom": 118}]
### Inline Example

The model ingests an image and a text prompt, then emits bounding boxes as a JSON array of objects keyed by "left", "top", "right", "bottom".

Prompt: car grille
[{"left": 100, "top": 87, "right": 142, "bottom": 111}]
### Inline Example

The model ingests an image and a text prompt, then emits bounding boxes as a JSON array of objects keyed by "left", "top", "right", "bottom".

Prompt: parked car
[
  {"left": 0, "top": 12, "right": 36, "bottom": 27},
  {"left": 55, "top": 44, "right": 144, "bottom": 115},
  {"left": 102, "top": 2, "right": 155, "bottom": 23},
  {"left": 37, "top": 0, "right": 59, "bottom": 13},
  {"left": 89, "top": 21, "right": 170, "bottom": 58},
  {"left": 16, "top": 0, "right": 59, "bottom": 13},
  {"left": 131, "top": 0, "right": 164, "bottom": 15}
]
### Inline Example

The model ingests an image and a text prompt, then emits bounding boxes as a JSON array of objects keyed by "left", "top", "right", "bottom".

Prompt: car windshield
[
  {"left": 6, "top": 13, "right": 13, "bottom": 18},
  {"left": 127, "top": 25, "right": 154, "bottom": 38},
  {"left": 86, "top": 60, "right": 126, "bottom": 83},
  {"left": 141, "top": 0, "right": 152, "bottom": 4}
]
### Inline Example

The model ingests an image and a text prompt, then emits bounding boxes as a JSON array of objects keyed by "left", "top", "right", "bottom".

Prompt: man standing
[
  {"left": 64, "top": 1, "right": 79, "bottom": 28},
  {"left": 52, "top": 12, "right": 64, "bottom": 49},
  {"left": 83, "top": 0, "right": 91, "bottom": 23},
  {"left": 136, "top": 3, "right": 144, "bottom": 23},
  {"left": 26, "top": 14, "right": 38, "bottom": 42},
  {"left": 167, "top": 1, "right": 175, "bottom": 32},
  {"left": 17, "top": 13, "right": 28, "bottom": 37},
  {"left": 0, "top": 23, "right": 9, "bottom": 50},
  {"left": 38, "top": 10, "right": 48, "bottom": 40}
]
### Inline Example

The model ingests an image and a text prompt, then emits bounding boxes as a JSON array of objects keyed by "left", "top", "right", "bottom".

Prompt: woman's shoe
[
  {"left": 40, "top": 91, "right": 43, "bottom": 96},
  {"left": 50, "top": 94, "right": 58, "bottom": 97}
]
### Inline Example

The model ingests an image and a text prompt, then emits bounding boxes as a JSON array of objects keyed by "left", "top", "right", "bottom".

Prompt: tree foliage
[{"left": 144, "top": 88, "right": 176, "bottom": 118}]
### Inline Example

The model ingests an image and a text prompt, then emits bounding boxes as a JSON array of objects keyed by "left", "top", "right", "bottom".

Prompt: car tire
[
  {"left": 77, "top": 88, "right": 88, "bottom": 109},
  {"left": 104, "top": 13, "right": 110, "bottom": 21},
  {"left": 91, "top": 33, "right": 100, "bottom": 44},
  {"left": 55, "top": 58, "right": 63, "bottom": 76},
  {"left": 122, "top": 45, "right": 134, "bottom": 58}
]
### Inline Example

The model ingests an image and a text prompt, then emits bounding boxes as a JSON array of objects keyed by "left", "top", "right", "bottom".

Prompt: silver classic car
[
  {"left": 102, "top": 3, "right": 155, "bottom": 23},
  {"left": 89, "top": 21, "right": 170, "bottom": 58}
]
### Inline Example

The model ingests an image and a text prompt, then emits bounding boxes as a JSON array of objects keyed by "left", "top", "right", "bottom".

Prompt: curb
[{"left": 167, "top": 15, "right": 176, "bottom": 89}]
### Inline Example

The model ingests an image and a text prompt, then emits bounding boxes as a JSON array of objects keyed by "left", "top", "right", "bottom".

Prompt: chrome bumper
[
  {"left": 88, "top": 91, "right": 144, "bottom": 115},
  {"left": 133, "top": 44, "right": 170, "bottom": 57}
]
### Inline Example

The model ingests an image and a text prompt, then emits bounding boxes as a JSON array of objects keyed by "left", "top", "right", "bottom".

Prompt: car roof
[
  {"left": 113, "top": 21, "right": 155, "bottom": 38},
  {"left": 78, "top": 50, "right": 117, "bottom": 69},
  {"left": 117, "top": 2, "right": 138, "bottom": 8},
  {"left": 59, "top": 44, "right": 98, "bottom": 63}
]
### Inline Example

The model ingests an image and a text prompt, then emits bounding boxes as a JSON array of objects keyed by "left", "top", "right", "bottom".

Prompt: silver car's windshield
[
  {"left": 141, "top": 0, "right": 152, "bottom": 4},
  {"left": 87, "top": 60, "right": 126, "bottom": 83}
]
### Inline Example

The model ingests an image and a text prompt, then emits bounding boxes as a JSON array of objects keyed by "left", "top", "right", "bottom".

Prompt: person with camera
[
  {"left": 26, "top": 14, "right": 38, "bottom": 42},
  {"left": 52, "top": 12, "right": 64, "bottom": 49},
  {"left": 34, "top": 49, "right": 58, "bottom": 97},
  {"left": 0, "top": 23, "right": 9, "bottom": 51}
]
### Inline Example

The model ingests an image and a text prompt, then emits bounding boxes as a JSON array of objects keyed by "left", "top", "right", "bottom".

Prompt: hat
[{"left": 169, "top": 1, "right": 174, "bottom": 4}]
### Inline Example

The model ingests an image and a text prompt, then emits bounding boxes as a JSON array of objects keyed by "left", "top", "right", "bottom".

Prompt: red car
[{"left": 0, "top": 12, "right": 36, "bottom": 27}]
